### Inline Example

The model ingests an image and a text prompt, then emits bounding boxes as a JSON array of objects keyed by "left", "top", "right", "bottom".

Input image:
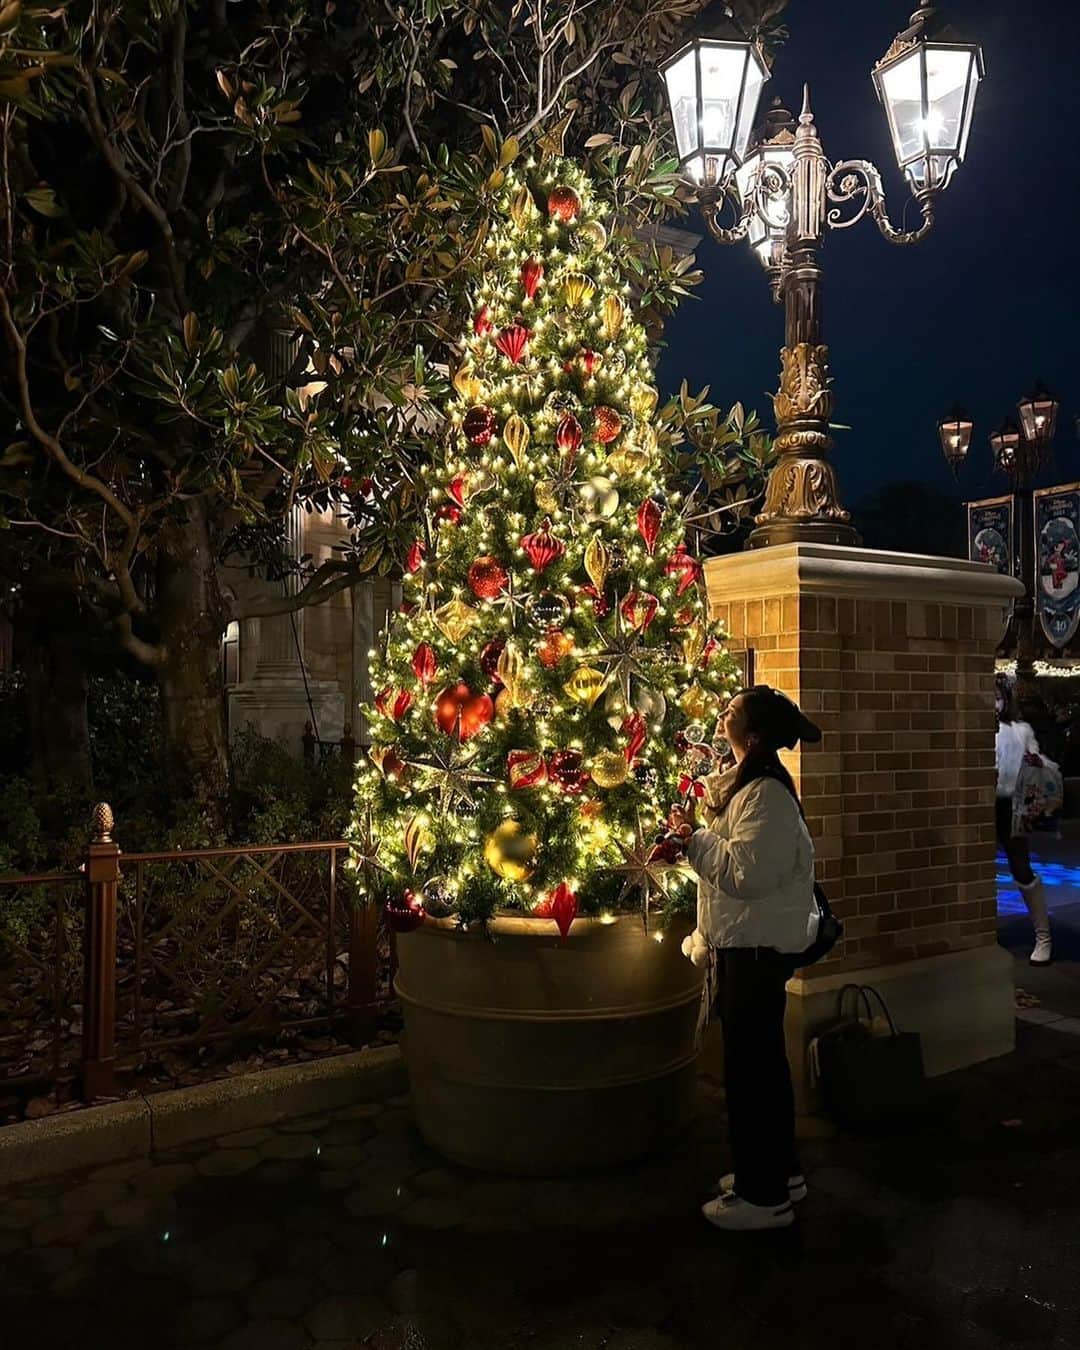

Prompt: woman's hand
[{"left": 669, "top": 801, "right": 697, "bottom": 839}]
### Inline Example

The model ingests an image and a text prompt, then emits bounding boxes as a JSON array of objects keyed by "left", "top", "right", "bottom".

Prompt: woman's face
[{"left": 721, "top": 694, "right": 752, "bottom": 761}]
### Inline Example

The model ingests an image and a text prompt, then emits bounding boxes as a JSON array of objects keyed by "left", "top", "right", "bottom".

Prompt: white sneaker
[
  {"left": 1030, "top": 930, "right": 1053, "bottom": 966},
  {"left": 715, "top": 1171, "right": 807, "bottom": 1203},
  {"left": 702, "top": 1192, "right": 794, "bottom": 1231}
]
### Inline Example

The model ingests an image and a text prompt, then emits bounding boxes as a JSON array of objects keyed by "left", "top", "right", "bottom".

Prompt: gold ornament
[
  {"left": 564, "top": 665, "right": 607, "bottom": 709},
  {"left": 503, "top": 412, "right": 530, "bottom": 468},
  {"left": 579, "top": 475, "right": 620, "bottom": 520},
  {"left": 589, "top": 749, "right": 629, "bottom": 790},
  {"left": 606, "top": 442, "right": 650, "bottom": 477},
  {"left": 562, "top": 272, "right": 596, "bottom": 309},
  {"left": 484, "top": 819, "right": 539, "bottom": 882},
  {"left": 630, "top": 384, "right": 658, "bottom": 419},
  {"left": 681, "top": 620, "right": 707, "bottom": 667},
  {"left": 496, "top": 642, "right": 526, "bottom": 706},
  {"left": 434, "top": 598, "right": 480, "bottom": 645},
  {"left": 535, "top": 480, "right": 560, "bottom": 514},
  {"left": 463, "top": 467, "right": 497, "bottom": 501},
  {"left": 509, "top": 186, "right": 536, "bottom": 231},
  {"left": 680, "top": 682, "right": 718, "bottom": 723},
  {"left": 601, "top": 294, "right": 625, "bottom": 340},
  {"left": 453, "top": 366, "right": 483, "bottom": 403},
  {"left": 578, "top": 220, "right": 608, "bottom": 254},
  {"left": 584, "top": 533, "right": 610, "bottom": 592}
]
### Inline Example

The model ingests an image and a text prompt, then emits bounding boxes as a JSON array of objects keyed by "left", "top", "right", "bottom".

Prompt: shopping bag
[
  {"left": 809, "top": 984, "right": 926, "bottom": 1131},
  {"left": 1013, "top": 754, "right": 1064, "bottom": 836}
]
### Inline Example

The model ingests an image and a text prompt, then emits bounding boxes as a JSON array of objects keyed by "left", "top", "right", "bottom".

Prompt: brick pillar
[{"left": 705, "top": 544, "right": 1024, "bottom": 1108}]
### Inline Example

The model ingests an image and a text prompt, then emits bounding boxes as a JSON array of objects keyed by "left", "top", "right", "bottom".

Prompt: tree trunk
[
  {"left": 155, "top": 500, "right": 229, "bottom": 821},
  {"left": 22, "top": 619, "right": 93, "bottom": 794}
]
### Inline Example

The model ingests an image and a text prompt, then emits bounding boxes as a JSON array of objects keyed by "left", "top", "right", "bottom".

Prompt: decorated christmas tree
[{"left": 350, "top": 156, "right": 740, "bottom": 932}]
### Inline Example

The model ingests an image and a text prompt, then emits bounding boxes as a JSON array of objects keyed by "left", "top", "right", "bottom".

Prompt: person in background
[
  {"left": 670, "top": 686, "right": 819, "bottom": 1233},
  {"left": 996, "top": 676, "right": 1052, "bottom": 965}
]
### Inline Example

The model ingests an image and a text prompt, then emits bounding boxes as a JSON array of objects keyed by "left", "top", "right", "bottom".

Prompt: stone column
[{"left": 704, "top": 544, "right": 1024, "bottom": 1109}]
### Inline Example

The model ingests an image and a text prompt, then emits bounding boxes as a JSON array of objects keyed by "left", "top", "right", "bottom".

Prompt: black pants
[
  {"left": 717, "top": 947, "right": 799, "bottom": 1207},
  {"left": 995, "top": 795, "right": 1035, "bottom": 886}
]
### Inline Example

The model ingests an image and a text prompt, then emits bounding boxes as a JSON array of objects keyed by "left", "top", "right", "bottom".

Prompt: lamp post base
[{"left": 748, "top": 517, "right": 861, "bottom": 549}]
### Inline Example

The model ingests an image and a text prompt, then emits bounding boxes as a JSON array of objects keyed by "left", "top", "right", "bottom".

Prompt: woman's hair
[
  {"left": 716, "top": 686, "right": 818, "bottom": 817},
  {"left": 996, "top": 674, "right": 1019, "bottom": 725}
]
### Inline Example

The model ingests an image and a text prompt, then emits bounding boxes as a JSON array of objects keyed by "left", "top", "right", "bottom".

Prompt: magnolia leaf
[
  {"left": 0, "top": 0, "right": 22, "bottom": 33},
  {"left": 480, "top": 125, "right": 498, "bottom": 161},
  {"left": 367, "top": 128, "right": 386, "bottom": 164},
  {"left": 499, "top": 135, "right": 519, "bottom": 167},
  {"left": 182, "top": 312, "right": 199, "bottom": 352},
  {"left": 584, "top": 133, "right": 614, "bottom": 148},
  {"left": 215, "top": 68, "right": 234, "bottom": 98},
  {"left": 24, "top": 187, "right": 62, "bottom": 218}
]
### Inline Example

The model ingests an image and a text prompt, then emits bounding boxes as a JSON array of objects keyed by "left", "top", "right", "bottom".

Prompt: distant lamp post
[
  {"left": 946, "top": 383, "right": 1062, "bottom": 701},
  {"left": 659, "top": 1, "right": 984, "bottom": 549},
  {"left": 938, "top": 403, "right": 974, "bottom": 476}
]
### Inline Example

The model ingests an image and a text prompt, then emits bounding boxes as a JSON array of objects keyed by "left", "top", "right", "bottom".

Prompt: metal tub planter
[{"left": 394, "top": 913, "right": 702, "bottom": 1175}]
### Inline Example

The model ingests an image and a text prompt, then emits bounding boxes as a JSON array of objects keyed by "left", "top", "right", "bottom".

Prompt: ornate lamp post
[
  {"left": 660, "top": 2, "right": 984, "bottom": 549},
  {"left": 940, "top": 382, "right": 1061, "bottom": 698}
]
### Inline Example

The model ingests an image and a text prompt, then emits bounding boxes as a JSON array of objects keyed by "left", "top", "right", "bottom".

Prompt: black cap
[{"left": 744, "top": 686, "right": 822, "bottom": 749}]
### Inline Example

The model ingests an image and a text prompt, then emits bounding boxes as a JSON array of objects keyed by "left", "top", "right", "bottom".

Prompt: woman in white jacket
[
  {"left": 670, "top": 686, "right": 819, "bottom": 1233},
  {"left": 996, "top": 677, "right": 1052, "bottom": 964}
]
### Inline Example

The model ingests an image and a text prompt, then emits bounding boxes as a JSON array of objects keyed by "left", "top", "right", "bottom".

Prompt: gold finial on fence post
[{"left": 91, "top": 801, "right": 115, "bottom": 844}]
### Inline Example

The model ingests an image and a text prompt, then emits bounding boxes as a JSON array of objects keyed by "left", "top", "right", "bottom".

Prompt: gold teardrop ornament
[
  {"left": 496, "top": 642, "right": 526, "bottom": 706},
  {"left": 453, "top": 367, "right": 483, "bottom": 403},
  {"left": 509, "top": 186, "right": 535, "bottom": 231},
  {"left": 584, "top": 533, "right": 610, "bottom": 592},
  {"left": 606, "top": 442, "right": 650, "bottom": 478},
  {"left": 564, "top": 666, "right": 607, "bottom": 709},
  {"left": 502, "top": 412, "right": 530, "bottom": 468},
  {"left": 681, "top": 620, "right": 707, "bottom": 668},
  {"left": 601, "top": 294, "right": 625, "bottom": 340},
  {"left": 562, "top": 271, "right": 596, "bottom": 310},
  {"left": 630, "top": 384, "right": 659, "bottom": 419},
  {"left": 679, "top": 682, "right": 718, "bottom": 723},
  {"left": 434, "top": 598, "right": 480, "bottom": 646}
]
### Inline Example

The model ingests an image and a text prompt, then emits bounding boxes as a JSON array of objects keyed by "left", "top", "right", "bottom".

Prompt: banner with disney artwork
[
  {"left": 1035, "top": 483, "right": 1080, "bottom": 648},
  {"left": 967, "top": 495, "right": 1014, "bottom": 576}
]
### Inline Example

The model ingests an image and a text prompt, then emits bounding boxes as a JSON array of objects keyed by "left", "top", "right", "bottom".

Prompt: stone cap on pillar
[{"left": 705, "top": 543, "right": 1024, "bottom": 607}]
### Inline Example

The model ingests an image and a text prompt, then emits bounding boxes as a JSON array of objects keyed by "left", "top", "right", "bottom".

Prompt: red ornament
[
  {"left": 537, "top": 627, "right": 573, "bottom": 669},
  {"left": 664, "top": 543, "right": 702, "bottom": 596},
  {"left": 622, "top": 712, "right": 648, "bottom": 763},
  {"left": 507, "top": 749, "right": 548, "bottom": 790},
  {"left": 463, "top": 405, "right": 496, "bottom": 446},
  {"left": 405, "top": 539, "right": 426, "bottom": 574},
  {"left": 622, "top": 591, "right": 659, "bottom": 633},
  {"left": 550, "top": 882, "right": 579, "bottom": 939},
  {"left": 701, "top": 636, "right": 720, "bottom": 668},
  {"left": 468, "top": 555, "right": 509, "bottom": 600},
  {"left": 385, "top": 890, "right": 426, "bottom": 934},
  {"left": 434, "top": 682, "right": 494, "bottom": 742},
  {"left": 480, "top": 638, "right": 506, "bottom": 683},
  {"left": 411, "top": 643, "right": 437, "bottom": 687},
  {"left": 556, "top": 413, "right": 583, "bottom": 459},
  {"left": 375, "top": 687, "right": 413, "bottom": 722},
  {"left": 474, "top": 304, "right": 493, "bottom": 336},
  {"left": 579, "top": 349, "right": 601, "bottom": 376},
  {"left": 495, "top": 323, "right": 530, "bottom": 365},
  {"left": 673, "top": 605, "right": 695, "bottom": 628},
  {"left": 520, "top": 257, "right": 544, "bottom": 299},
  {"left": 548, "top": 748, "right": 587, "bottom": 794},
  {"left": 547, "top": 184, "right": 582, "bottom": 223},
  {"left": 435, "top": 503, "right": 462, "bottom": 526},
  {"left": 637, "top": 498, "right": 663, "bottom": 555},
  {"left": 399, "top": 601, "right": 418, "bottom": 617},
  {"left": 521, "top": 519, "right": 566, "bottom": 573},
  {"left": 370, "top": 745, "right": 408, "bottom": 782},
  {"left": 448, "top": 475, "right": 468, "bottom": 508},
  {"left": 582, "top": 584, "right": 611, "bottom": 618},
  {"left": 594, "top": 406, "right": 622, "bottom": 444}
]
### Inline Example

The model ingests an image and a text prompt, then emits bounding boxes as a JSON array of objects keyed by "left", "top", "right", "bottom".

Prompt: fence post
[
  {"left": 341, "top": 722, "right": 356, "bottom": 766},
  {"left": 82, "top": 802, "right": 119, "bottom": 1102},
  {"left": 347, "top": 902, "right": 379, "bottom": 1045},
  {"left": 302, "top": 721, "right": 316, "bottom": 761}
]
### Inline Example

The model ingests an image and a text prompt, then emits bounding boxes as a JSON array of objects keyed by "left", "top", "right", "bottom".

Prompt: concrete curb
[{"left": 0, "top": 1044, "right": 406, "bottom": 1186}]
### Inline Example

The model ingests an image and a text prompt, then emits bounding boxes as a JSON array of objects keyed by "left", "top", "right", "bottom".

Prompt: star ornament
[
  {"left": 404, "top": 739, "right": 499, "bottom": 813},
  {"left": 588, "top": 599, "right": 650, "bottom": 703},
  {"left": 612, "top": 812, "right": 689, "bottom": 925},
  {"left": 349, "top": 805, "right": 390, "bottom": 900}
]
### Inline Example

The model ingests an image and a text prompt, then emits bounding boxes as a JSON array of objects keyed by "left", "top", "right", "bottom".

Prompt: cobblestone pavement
[{"left": 3, "top": 1017, "right": 1080, "bottom": 1350}]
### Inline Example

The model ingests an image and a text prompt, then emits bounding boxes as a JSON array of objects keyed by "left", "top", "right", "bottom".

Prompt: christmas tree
[{"left": 350, "top": 156, "right": 739, "bottom": 932}]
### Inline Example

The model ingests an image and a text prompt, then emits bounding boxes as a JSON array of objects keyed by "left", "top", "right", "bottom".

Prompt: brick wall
[{"left": 706, "top": 549, "right": 1016, "bottom": 977}]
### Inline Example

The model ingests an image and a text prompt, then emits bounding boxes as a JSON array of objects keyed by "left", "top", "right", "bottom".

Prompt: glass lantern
[
  {"left": 937, "top": 404, "right": 974, "bottom": 474},
  {"left": 990, "top": 418, "right": 1022, "bottom": 475},
  {"left": 661, "top": 37, "right": 770, "bottom": 189},
  {"left": 734, "top": 100, "right": 795, "bottom": 269},
  {"left": 872, "top": 4, "right": 984, "bottom": 193},
  {"left": 1017, "top": 380, "right": 1060, "bottom": 445}
]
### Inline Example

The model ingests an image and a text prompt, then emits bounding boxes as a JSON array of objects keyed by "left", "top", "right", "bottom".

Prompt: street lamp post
[
  {"left": 940, "top": 382, "right": 1061, "bottom": 701},
  {"left": 660, "top": 2, "right": 984, "bottom": 549}
]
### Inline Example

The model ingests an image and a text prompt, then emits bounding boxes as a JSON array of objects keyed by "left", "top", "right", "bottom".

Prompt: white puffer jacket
[{"left": 684, "top": 774, "right": 817, "bottom": 955}]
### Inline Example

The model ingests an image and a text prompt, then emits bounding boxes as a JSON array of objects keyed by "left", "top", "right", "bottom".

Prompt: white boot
[{"left": 1019, "top": 877, "right": 1052, "bottom": 966}]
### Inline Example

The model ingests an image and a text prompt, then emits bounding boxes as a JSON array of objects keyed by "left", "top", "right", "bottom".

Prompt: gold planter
[{"left": 394, "top": 913, "right": 702, "bottom": 1175}]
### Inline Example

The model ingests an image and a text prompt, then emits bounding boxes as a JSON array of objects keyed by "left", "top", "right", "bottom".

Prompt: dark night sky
[{"left": 658, "top": 0, "right": 1080, "bottom": 512}]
